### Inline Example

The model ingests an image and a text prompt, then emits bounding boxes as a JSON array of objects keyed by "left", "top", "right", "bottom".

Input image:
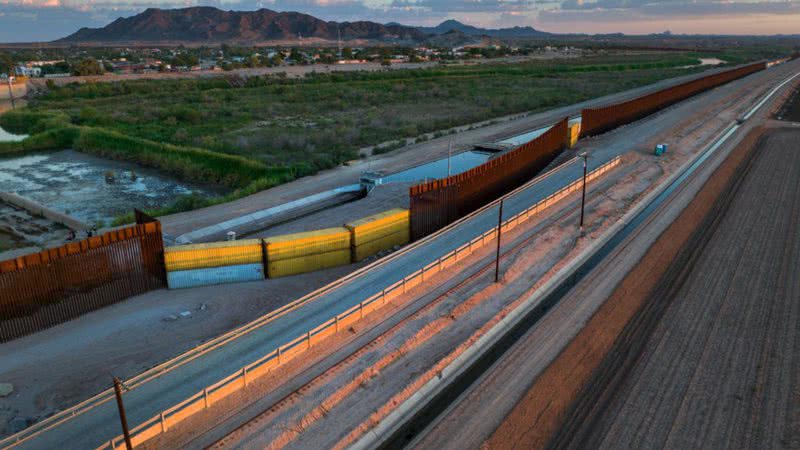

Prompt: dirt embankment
[
  {"left": 551, "top": 127, "right": 800, "bottom": 450},
  {"left": 484, "top": 127, "right": 766, "bottom": 450}
]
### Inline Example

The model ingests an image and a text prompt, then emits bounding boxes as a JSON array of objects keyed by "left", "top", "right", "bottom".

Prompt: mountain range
[
  {"left": 414, "top": 19, "right": 549, "bottom": 38},
  {"left": 60, "top": 7, "right": 425, "bottom": 44},
  {"left": 58, "top": 7, "right": 548, "bottom": 44}
]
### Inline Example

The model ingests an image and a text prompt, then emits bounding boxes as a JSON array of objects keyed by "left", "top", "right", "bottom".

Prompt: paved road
[
  {"left": 11, "top": 61, "right": 799, "bottom": 450},
  {"left": 557, "top": 128, "right": 800, "bottom": 450},
  {"left": 159, "top": 64, "right": 748, "bottom": 239}
]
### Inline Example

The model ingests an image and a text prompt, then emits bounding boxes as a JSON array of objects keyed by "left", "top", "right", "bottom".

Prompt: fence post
[
  {"left": 204, "top": 388, "right": 209, "bottom": 408},
  {"left": 360, "top": 302, "right": 364, "bottom": 319},
  {"left": 242, "top": 367, "right": 248, "bottom": 387},
  {"left": 277, "top": 347, "right": 282, "bottom": 364},
  {"left": 335, "top": 315, "right": 340, "bottom": 332},
  {"left": 161, "top": 412, "right": 167, "bottom": 432},
  {"left": 307, "top": 331, "right": 312, "bottom": 348}
]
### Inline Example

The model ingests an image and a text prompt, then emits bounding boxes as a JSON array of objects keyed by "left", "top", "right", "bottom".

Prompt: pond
[{"left": 0, "top": 150, "right": 223, "bottom": 226}]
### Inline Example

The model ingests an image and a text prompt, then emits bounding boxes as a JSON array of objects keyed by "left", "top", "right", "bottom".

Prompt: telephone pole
[
  {"left": 579, "top": 152, "right": 588, "bottom": 234},
  {"left": 494, "top": 200, "right": 504, "bottom": 283},
  {"left": 113, "top": 377, "right": 133, "bottom": 450}
]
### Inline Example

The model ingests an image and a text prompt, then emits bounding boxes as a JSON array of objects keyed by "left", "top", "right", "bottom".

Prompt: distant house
[{"left": 15, "top": 66, "right": 41, "bottom": 77}]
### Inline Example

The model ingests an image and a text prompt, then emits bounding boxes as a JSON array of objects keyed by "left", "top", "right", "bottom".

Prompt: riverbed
[{"left": 0, "top": 150, "right": 222, "bottom": 225}]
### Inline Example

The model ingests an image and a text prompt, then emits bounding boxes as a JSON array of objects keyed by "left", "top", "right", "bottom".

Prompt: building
[{"left": 15, "top": 66, "right": 41, "bottom": 77}]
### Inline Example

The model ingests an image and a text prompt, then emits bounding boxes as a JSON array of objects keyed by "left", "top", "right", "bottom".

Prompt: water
[
  {"left": 0, "top": 150, "right": 222, "bottom": 225},
  {"left": 380, "top": 151, "right": 491, "bottom": 184},
  {"left": 0, "top": 125, "right": 27, "bottom": 142}
]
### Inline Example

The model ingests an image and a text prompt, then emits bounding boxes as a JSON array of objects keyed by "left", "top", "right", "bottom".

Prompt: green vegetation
[{"left": 0, "top": 51, "right": 765, "bottom": 220}]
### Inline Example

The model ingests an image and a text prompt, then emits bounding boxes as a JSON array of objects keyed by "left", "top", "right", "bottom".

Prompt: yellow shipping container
[
  {"left": 165, "top": 239, "right": 263, "bottom": 272},
  {"left": 569, "top": 123, "right": 581, "bottom": 148},
  {"left": 345, "top": 209, "right": 409, "bottom": 247},
  {"left": 264, "top": 227, "right": 352, "bottom": 278},
  {"left": 264, "top": 227, "right": 351, "bottom": 261},
  {"left": 267, "top": 248, "right": 351, "bottom": 278},
  {"left": 351, "top": 232, "right": 409, "bottom": 262}
]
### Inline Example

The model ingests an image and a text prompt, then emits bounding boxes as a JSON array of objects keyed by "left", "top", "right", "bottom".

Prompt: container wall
[
  {"left": 346, "top": 209, "right": 410, "bottom": 261},
  {"left": 409, "top": 118, "right": 569, "bottom": 240},
  {"left": 351, "top": 231, "right": 409, "bottom": 262},
  {"left": 167, "top": 263, "right": 265, "bottom": 289},
  {"left": 265, "top": 228, "right": 351, "bottom": 262},
  {"left": 164, "top": 239, "right": 263, "bottom": 272},
  {"left": 265, "top": 227, "right": 352, "bottom": 278},
  {"left": 267, "top": 249, "right": 351, "bottom": 278},
  {"left": 569, "top": 123, "right": 581, "bottom": 148}
]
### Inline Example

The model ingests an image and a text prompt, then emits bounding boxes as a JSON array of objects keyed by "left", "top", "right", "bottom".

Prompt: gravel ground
[{"left": 557, "top": 128, "right": 800, "bottom": 450}]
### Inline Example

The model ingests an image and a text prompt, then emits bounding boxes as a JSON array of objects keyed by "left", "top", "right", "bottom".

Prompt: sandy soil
[{"left": 553, "top": 128, "right": 800, "bottom": 450}]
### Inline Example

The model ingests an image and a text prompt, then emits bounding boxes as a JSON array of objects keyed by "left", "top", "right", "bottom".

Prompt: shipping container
[
  {"left": 346, "top": 209, "right": 410, "bottom": 261},
  {"left": 267, "top": 249, "right": 352, "bottom": 278},
  {"left": 569, "top": 123, "right": 581, "bottom": 148},
  {"left": 264, "top": 228, "right": 351, "bottom": 261},
  {"left": 164, "top": 239, "right": 263, "bottom": 272},
  {"left": 167, "top": 263, "right": 265, "bottom": 289},
  {"left": 264, "top": 227, "right": 352, "bottom": 278}
]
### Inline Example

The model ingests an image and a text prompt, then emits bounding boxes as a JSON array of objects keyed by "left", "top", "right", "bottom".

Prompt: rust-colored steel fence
[
  {"left": 580, "top": 62, "right": 766, "bottom": 138},
  {"left": 410, "top": 118, "right": 569, "bottom": 240},
  {"left": 0, "top": 222, "right": 166, "bottom": 342}
]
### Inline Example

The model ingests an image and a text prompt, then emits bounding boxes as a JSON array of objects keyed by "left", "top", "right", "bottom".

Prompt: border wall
[
  {"left": 0, "top": 222, "right": 166, "bottom": 342},
  {"left": 580, "top": 62, "right": 766, "bottom": 138},
  {"left": 409, "top": 117, "right": 570, "bottom": 240}
]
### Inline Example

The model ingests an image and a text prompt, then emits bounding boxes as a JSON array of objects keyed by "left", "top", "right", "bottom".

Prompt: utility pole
[
  {"left": 6, "top": 76, "right": 15, "bottom": 110},
  {"left": 579, "top": 152, "right": 588, "bottom": 234},
  {"left": 447, "top": 138, "right": 452, "bottom": 177},
  {"left": 113, "top": 377, "right": 133, "bottom": 450},
  {"left": 337, "top": 27, "right": 343, "bottom": 61},
  {"left": 494, "top": 199, "right": 504, "bottom": 283}
]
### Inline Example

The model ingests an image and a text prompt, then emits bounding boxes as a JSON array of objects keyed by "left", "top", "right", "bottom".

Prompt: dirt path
[{"left": 555, "top": 128, "right": 800, "bottom": 450}]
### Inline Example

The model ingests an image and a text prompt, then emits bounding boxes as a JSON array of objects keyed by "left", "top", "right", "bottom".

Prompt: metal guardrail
[{"left": 98, "top": 156, "right": 622, "bottom": 450}]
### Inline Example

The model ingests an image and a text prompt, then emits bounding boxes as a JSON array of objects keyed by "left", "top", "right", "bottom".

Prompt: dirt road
[{"left": 552, "top": 127, "right": 800, "bottom": 450}]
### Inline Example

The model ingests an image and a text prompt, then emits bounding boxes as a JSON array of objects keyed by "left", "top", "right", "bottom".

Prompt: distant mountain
[
  {"left": 58, "top": 7, "right": 425, "bottom": 44},
  {"left": 416, "top": 20, "right": 550, "bottom": 38}
]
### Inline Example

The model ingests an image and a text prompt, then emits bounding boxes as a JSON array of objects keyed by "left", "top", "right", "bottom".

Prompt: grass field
[{"left": 0, "top": 51, "right": 765, "bottom": 219}]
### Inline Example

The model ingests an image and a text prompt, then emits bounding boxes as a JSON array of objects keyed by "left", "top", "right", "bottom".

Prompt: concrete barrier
[{"left": 0, "top": 192, "right": 88, "bottom": 231}]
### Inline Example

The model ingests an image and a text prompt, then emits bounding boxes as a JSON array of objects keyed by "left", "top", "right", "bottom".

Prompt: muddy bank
[{"left": 0, "top": 202, "right": 70, "bottom": 258}]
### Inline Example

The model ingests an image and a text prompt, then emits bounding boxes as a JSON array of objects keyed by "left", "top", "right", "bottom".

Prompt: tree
[
  {"left": 0, "top": 52, "right": 14, "bottom": 75},
  {"left": 72, "top": 58, "right": 104, "bottom": 76},
  {"left": 342, "top": 47, "right": 353, "bottom": 59}
]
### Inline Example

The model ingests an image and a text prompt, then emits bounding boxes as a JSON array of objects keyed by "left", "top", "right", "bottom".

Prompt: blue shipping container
[{"left": 167, "top": 263, "right": 265, "bottom": 289}]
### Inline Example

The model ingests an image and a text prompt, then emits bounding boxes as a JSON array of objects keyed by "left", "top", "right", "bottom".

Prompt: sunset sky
[{"left": 1, "top": 0, "right": 799, "bottom": 42}]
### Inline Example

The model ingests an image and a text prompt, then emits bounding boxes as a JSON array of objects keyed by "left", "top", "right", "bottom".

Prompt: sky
[{"left": 0, "top": 0, "right": 799, "bottom": 42}]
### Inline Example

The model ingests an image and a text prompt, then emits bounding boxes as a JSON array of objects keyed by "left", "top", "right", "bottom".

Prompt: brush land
[{"left": 0, "top": 50, "right": 773, "bottom": 220}]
